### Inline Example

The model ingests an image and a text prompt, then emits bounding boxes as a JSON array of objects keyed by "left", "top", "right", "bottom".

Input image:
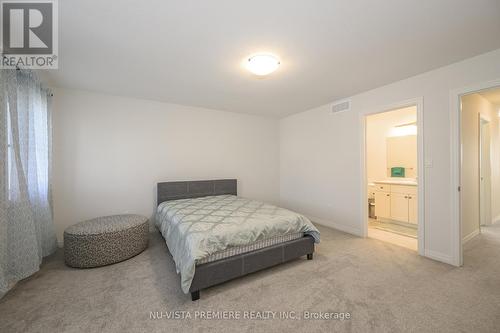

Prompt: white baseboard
[
  {"left": 306, "top": 214, "right": 459, "bottom": 266},
  {"left": 308, "top": 215, "right": 364, "bottom": 237},
  {"left": 462, "top": 229, "right": 480, "bottom": 244},
  {"left": 492, "top": 214, "right": 500, "bottom": 225},
  {"left": 424, "top": 249, "right": 455, "bottom": 266}
]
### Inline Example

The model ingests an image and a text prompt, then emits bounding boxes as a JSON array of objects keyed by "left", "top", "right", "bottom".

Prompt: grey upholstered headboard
[{"left": 157, "top": 179, "right": 237, "bottom": 206}]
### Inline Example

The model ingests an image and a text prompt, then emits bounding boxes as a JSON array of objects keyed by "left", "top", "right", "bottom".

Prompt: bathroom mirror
[{"left": 386, "top": 135, "right": 417, "bottom": 178}]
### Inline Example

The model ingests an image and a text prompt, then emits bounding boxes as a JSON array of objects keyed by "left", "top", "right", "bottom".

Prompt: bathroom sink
[{"left": 373, "top": 179, "right": 418, "bottom": 186}]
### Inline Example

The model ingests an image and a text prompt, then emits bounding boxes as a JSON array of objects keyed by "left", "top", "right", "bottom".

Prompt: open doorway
[
  {"left": 459, "top": 87, "right": 500, "bottom": 248},
  {"left": 362, "top": 101, "right": 424, "bottom": 253}
]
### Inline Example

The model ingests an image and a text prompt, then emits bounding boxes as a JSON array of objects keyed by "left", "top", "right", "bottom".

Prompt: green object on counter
[{"left": 391, "top": 167, "right": 405, "bottom": 177}]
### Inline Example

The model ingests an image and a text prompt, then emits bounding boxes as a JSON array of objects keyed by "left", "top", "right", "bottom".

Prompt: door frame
[
  {"left": 360, "top": 97, "right": 425, "bottom": 256},
  {"left": 450, "top": 78, "right": 500, "bottom": 266},
  {"left": 479, "top": 116, "right": 491, "bottom": 228}
]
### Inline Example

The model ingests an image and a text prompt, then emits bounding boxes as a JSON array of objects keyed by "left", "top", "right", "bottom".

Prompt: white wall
[
  {"left": 52, "top": 88, "right": 279, "bottom": 241},
  {"left": 366, "top": 106, "right": 417, "bottom": 182},
  {"left": 461, "top": 92, "right": 500, "bottom": 241},
  {"left": 280, "top": 48, "right": 500, "bottom": 264}
]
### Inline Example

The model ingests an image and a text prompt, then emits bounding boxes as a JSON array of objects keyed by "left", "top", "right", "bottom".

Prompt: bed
[{"left": 155, "top": 179, "right": 320, "bottom": 301}]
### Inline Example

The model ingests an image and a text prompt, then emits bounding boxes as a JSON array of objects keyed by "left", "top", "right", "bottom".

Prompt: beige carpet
[{"left": 1, "top": 224, "right": 500, "bottom": 333}]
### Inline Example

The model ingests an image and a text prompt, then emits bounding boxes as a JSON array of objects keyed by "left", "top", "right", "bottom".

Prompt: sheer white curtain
[{"left": 0, "top": 69, "right": 57, "bottom": 298}]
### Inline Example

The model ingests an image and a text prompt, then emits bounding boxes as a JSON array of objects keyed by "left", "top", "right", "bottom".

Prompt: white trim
[
  {"left": 493, "top": 214, "right": 500, "bottom": 225},
  {"left": 463, "top": 229, "right": 480, "bottom": 244},
  {"left": 449, "top": 78, "right": 500, "bottom": 267},
  {"left": 424, "top": 249, "right": 454, "bottom": 265},
  {"left": 479, "top": 116, "right": 491, "bottom": 227},
  {"left": 360, "top": 113, "right": 369, "bottom": 238},
  {"left": 309, "top": 215, "right": 364, "bottom": 237},
  {"left": 360, "top": 98, "right": 425, "bottom": 256}
]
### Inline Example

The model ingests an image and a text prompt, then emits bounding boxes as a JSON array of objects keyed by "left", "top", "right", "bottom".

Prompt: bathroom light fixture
[
  {"left": 389, "top": 124, "right": 417, "bottom": 137},
  {"left": 245, "top": 53, "right": 280, "bottom": 76}
]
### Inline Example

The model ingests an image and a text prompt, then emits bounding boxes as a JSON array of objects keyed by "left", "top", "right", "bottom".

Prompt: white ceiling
[{"left": 48, "top": 0, "right": 500, "bottom": 117}]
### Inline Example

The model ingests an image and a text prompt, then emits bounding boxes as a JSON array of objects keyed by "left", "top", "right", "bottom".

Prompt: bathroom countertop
[{"left": 373, "top": 179, "right": 418, "bottom": 186}]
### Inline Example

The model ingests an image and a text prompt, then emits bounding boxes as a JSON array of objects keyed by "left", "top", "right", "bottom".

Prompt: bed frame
[{"left": 156, "top": 179, "right": 315, "bottom": 301}]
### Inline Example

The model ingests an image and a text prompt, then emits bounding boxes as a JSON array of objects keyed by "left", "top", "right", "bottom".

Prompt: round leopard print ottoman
[{"left": 64, "top": 214, "right": 149, "bottom": 268}]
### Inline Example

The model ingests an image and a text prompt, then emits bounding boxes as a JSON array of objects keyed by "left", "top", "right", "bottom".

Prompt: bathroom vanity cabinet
[{"left": 374, "top": 182, "right": 417, "bottom": 224}]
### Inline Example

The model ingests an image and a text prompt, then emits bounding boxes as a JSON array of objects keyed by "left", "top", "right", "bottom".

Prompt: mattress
[
  {"left": 155, "top": 194, "right": 320, "bottom": 293},
  {"left": 196, "top": 232, "right": 304, "bottom": 265}
]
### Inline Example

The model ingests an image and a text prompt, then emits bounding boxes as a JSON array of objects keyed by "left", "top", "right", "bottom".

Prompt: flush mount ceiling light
[{"left": 245, "top": 53, "right": 280, "bottom": 76}]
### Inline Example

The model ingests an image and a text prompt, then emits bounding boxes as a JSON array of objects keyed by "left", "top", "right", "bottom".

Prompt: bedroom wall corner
[
  {"left": 51, "top": 88, "right": 280, "bottom": 242},
  {"left": 278, "top": 48, "right": 500, "bottom": 264}
]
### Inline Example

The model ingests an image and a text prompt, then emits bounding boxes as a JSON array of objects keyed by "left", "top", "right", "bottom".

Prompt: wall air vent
[{"left": 331, "top": 99, "right": 351, "bottom": 114}]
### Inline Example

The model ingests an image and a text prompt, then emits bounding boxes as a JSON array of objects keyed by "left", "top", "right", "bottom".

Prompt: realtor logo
[{"left": 1, "top": 0, "right": 58, "bottom": 68}]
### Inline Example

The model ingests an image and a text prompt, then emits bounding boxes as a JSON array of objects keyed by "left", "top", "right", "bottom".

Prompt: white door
[
  {"left": 375, "top": 191, "right": 391, "bottom": 219},
  {"left": 408, "top": 195, "right": 418, "bottom": 224},
  {"left": 479, "top": 119, "right": 492, "bottom": 226},
  {"left": 390, "top": 193, "right": 409, "bottom": 222}
]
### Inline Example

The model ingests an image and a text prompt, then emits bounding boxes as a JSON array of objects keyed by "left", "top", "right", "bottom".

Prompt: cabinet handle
[
  {"left": 386, "top": 194, "right": 390, "bottom": 197},
  {"left": 408, "top": 196, "right": 412, "bottom": 199},
  {"left": 404, "top": 196, "right": 408, "bottom": 199}
]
